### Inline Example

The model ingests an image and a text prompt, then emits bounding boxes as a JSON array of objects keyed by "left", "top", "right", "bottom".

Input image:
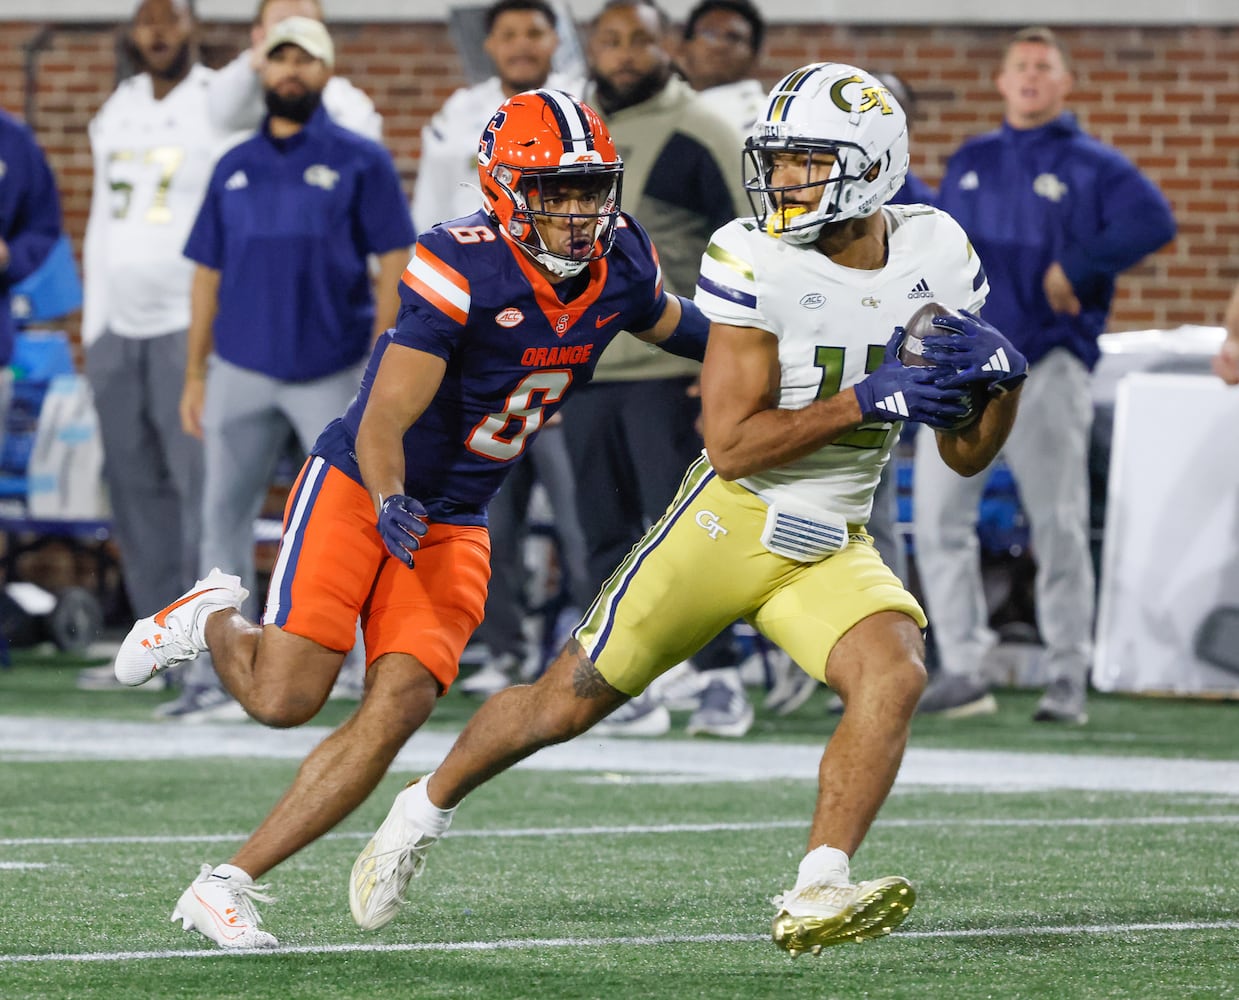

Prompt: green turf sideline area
[{"left": 2, "top": 658, "right": 1238, "bottom": 999}]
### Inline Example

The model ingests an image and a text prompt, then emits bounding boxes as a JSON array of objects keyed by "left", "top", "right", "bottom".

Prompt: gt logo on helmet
[{"left": 829, "top": 76, "right": 895, "bottom": 116}]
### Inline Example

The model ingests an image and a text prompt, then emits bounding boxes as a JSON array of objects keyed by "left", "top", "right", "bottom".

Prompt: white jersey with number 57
[
  {"left": 694, "top": 204, "right": 988, "bottom": 522},
  {"left": 83, "top": 65, "right": 233, "bottom": 346}
]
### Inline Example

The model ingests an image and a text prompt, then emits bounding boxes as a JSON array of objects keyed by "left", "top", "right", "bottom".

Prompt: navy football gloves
[
  {"left": 854, "top": 330, "right": 971, "bottom": 430},
  {"left": 377, "top": 494, "right": 429, "bottom": 567},
  {"left": 921, "top": 309, "right": 1028, "bottom": 396}
]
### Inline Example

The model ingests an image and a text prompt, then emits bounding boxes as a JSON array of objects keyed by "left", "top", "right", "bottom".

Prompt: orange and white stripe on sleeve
[{"left": 401, "top": 244, "right": 471, "bottom": 325}]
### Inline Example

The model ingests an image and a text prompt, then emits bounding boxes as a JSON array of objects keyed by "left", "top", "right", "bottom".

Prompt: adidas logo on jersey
[
  {"left": 907, "top": 278, "right": 934, "bottom": 299},
  {"left": 224, "top": 170, "right": 248, "bottom": 191}
]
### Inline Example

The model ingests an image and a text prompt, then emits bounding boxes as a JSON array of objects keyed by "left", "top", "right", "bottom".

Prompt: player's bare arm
[
  {"left": 355, "top": 342, "right": 447, "bottom": 511},
  {"left": 371, "top": 248, "right": 411, "bottom": 343},
  {"left": 933, "top": 385, "right": 1022, "bottom": 477},
  {"left": 181, "top": 263, "right": 220, "bottom": 439},
  {"left": 700, "top": 321, "right": 869, "bottom": 481}
]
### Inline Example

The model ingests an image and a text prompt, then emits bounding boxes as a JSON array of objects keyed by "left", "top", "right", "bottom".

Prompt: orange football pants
[{"left": 262, "top": 457, "right": 491, "bottom": 691}]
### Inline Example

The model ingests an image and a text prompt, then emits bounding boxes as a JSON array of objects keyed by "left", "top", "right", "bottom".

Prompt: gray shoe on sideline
[
  {"left": 594, "top": 691, "right": 671, "bottom": 737},
  {"left": 154, "top": 684, "right": 248, "bottom": 723},
  {"left": 458, "top": 652, "right": 517, "bottom": 697},
  {"left": 1032, "top": 676, "right": 1089, "bottom": 724},
  {"left": 916, "top": 673, "right": 997, "bottom": 718},
  {"left": 686, "top": 675, "right": 754, "bottom": 738},
  {"left": 76, "top": 662, "right": 130, "bottom": 691},
  {"left": 763, "top": 651, "right": 820, "bottom": 717}
]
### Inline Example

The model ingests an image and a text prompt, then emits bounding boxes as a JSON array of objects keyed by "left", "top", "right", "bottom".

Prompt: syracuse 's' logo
[
  {"left": 695, "top": 509, "right": 728, "bottom": 540},
  {"left": 829, "top": 76, "right": 894, "bottom": 116}
]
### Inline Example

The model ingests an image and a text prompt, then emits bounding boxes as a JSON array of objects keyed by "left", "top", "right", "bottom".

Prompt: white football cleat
[
  {"left": 772, "top": 875, "right": 916, "bottom": 955},
  {"left": 350, "top": 780, "right": 442, "bottom": 931},
  {"left": 171, "top": 864, "right": 277, "bottom": 949},
  {"left": 113, "top": 569, "right": 248, "bottom": 687}
]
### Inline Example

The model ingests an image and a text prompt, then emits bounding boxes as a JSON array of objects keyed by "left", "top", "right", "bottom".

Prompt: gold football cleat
[{"left": 771, "top": 875, "right": 916, "bottom": 956}]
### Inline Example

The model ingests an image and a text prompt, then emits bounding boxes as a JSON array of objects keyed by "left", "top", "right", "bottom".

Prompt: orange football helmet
[{"left": 478, "top": 89, "right": 624, "bottom": 277}]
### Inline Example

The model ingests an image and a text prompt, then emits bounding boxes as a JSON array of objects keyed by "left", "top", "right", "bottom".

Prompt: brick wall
[{"left": 3, "top": 19, "right": 1236, "bottom": 336}]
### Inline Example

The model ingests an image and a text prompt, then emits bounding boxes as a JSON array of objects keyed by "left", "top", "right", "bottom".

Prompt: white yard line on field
[
  {"left": 3, "top": 920, "right": 1239, "bottom": 965},
  {"left": 3, "top": 812, "right": 1239, "bottom": 849},
  {"left": 2, "top": 715, "right": 1238, "bottom": 794}
]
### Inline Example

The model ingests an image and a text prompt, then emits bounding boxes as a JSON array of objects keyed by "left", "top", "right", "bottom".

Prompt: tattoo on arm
[{"left": 568, "top": 641, "right": 621, "bottom": 700}]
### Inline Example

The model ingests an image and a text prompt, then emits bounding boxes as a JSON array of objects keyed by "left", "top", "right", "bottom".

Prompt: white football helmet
[{"left": 745, "top": 62, "right": 910, "bottom": 244}]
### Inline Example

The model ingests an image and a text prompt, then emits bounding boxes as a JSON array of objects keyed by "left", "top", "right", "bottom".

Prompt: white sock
[
  {"left": 210, "top": 863, "right": 253, "bottom": 884},
  {"left": 401, "top": 772, "right": 456, "bottom": 838},
  {"left": 795, "top": 845, "right": 850, "bottom": 889}
]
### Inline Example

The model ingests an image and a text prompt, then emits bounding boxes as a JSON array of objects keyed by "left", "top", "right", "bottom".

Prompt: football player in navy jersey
[{"left": 111, "top": 88, "right": 711, "bottom": 949}]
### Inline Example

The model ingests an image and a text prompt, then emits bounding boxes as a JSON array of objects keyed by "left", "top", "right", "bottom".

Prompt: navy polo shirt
[{"left": 184, "top": 105, "right": 415, "bottom": 382}]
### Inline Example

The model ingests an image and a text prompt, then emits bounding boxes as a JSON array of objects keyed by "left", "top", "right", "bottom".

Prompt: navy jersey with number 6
[{"left": 312, "top": 210, "right": 666, "bottom": 524}]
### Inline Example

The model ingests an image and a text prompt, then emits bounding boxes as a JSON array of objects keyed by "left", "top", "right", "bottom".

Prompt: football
[
  {"left": 898, "top": 301, "right": 958, "bottom": 367},
  {"left": 897, "top": 300, "right": 986, "bottom": 432}
]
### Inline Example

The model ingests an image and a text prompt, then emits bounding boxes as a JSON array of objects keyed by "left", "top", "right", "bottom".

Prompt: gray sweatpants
[
  {"left": 198, "top": 354, "right": 363, "bottom": 611},
  {"left": 912, "top": 347, "right": 1095, "bottom": 685},
  {"left": 85, "top": 329, "right": 204, "bottom": 618},
  {"left": 183, "top": 355, "right": 363, "bottom": 689}
]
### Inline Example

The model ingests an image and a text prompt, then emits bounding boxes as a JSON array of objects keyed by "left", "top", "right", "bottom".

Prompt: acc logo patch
[
  {"left": 799, "top": 292, "right": 826, "bottom": 309},
  {"left": 496, "top": 307, "right": 524, "bottom": 328}
]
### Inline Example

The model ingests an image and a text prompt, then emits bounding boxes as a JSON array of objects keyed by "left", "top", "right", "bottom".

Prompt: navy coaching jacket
[{"left": 937, "top": 112, "right": 1175, "bottom": 370}]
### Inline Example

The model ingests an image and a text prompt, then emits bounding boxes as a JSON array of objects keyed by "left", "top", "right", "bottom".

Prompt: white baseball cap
[{"left": 263, "top": 16, "right": 334, "bottom": 69}]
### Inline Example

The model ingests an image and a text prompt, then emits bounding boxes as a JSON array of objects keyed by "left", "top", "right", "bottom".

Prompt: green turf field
[{"left": 1, "top": 652, "right": 1237, "bottom": 999}]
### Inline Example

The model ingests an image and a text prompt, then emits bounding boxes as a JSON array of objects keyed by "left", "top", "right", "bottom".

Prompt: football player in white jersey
[
  {"left": 80, "top": 0, "right": 227, "bottom": 668},
  {"left": 348, "top": 63, "right": 1028, "bottom": 955}
]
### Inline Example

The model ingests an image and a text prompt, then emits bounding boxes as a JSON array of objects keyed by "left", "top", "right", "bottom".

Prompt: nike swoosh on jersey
[{"left": 595, "top": 311, "right": 621, "bottom": 328}]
